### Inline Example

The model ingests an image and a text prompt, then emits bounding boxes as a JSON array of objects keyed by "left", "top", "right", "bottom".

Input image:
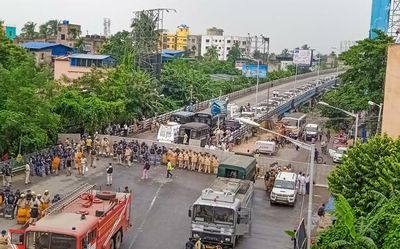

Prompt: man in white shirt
[{"left": 299, "top": 173, "right": 306, "bottom": 195}]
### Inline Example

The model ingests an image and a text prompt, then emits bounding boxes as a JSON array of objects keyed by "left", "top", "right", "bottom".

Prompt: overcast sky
[{"left": 1, "top": 0, "right": 370, "bottom": 54}]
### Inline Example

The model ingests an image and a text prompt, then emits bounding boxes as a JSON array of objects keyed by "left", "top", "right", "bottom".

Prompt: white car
[
  {"left": 329, "top": 147, "right": 348, "bottom": 163},
  {"left": 270, "top": 172, "right": 297, "bottom": 206}
]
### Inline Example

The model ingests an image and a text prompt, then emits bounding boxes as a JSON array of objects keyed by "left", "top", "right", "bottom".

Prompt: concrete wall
[{"left": 382, "top": 45, "right": 400, "bottom": 137}]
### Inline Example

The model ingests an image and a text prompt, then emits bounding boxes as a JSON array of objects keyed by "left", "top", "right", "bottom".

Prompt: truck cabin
[
  {"left": 193, "top": 111, "right": 223, "bottom": 130},
  {"left": 217, "top": 154, "right": 257, "bottom": 181},
  {"left": 169, "top": 111, "right": 195, "bottom": 125},
  {"left": 281, "top": 113, "right": 307, "bottom": 138},
  {"left": 178, "top": 122, "right": 210, "bottom": 147},
  {"left": 188, "top": 178, "right": 253, "bottom": 247},
  {"left": 10, "top": 188, "right": 132, "bottom": 249}
]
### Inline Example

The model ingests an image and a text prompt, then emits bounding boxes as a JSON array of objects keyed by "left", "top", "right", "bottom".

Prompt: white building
[{"left": 200, "top": 35, "right": 251, "bottom": 60}]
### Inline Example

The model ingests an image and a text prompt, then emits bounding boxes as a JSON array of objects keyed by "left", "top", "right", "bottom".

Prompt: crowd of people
[
  {"left": 163, "top": 148, "right": 220, "bottom": 175},
  {"left": 0, "top": 188, "right": 60, "bottom": 224}
]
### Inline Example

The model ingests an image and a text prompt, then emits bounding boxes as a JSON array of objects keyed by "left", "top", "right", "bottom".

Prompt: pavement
[
  {"left": 134, "top": 73, "right": 337, "bottom": 141},
  {"left": 2, "top": 150, "right": 330, "bottom": 249}
]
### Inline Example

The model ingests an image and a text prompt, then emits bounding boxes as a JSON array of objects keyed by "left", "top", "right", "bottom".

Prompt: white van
[
  {"left": 255, "top": 141, "right": 277, "bottom": 155},
  {"left": 157, "top": 122, "right": 181, "bottom": 143},
  {"left": 270, "top": 172, "right": 297, "bottom": 206}
]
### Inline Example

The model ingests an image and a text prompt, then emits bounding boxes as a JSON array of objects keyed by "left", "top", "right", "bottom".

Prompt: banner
[
  {"left": 369, "top": 0, "right": 391, "bottom": 38},
  {"left": 293, "top": 49, "right": 313, "bottom": 66},
  {"left": 242, "top": 64, "right": 268, "bottom": 78}
]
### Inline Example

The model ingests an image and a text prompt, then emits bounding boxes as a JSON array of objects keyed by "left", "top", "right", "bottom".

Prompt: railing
[
  {"left": 0, "top": 148, "right": 49, "bottom": 174},
  {"left": 131, "top": 68, "right": 341, "bottom": 134},
  {"left": 221, "top": 78, "right": 340, "bottom": 143}
]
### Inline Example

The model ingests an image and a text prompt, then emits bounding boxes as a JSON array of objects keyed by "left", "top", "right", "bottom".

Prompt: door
[
  {"left": 236, "top": 207, "right": 251, "bottom": 235},
  {"left": 9, "top": 229, "right": 24, "bottom": 246}
]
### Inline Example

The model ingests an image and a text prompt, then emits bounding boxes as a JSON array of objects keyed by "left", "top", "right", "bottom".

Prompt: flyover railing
[
  {"left": 131, "top": 68, "right": 341, "bottom": 134},
  {"left": 221, "top": 77, "right": 339, "bottom": 143}
]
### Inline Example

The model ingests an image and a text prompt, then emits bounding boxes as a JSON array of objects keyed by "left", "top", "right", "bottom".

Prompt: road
[
  {"left": 134, "top": 73, "right": 337, "bottom": 141},
  {"left": 4, "top": 147, "right": 329, "bottom": 249}
]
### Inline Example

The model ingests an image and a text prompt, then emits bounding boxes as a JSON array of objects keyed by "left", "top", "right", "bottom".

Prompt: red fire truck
[{"left": 8, "top": 183, "right": 132, "bottom": 249}]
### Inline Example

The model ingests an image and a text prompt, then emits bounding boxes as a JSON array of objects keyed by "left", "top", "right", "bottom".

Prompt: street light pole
[
  {"left": 256, "top": 59, "right": 260, "bottom": 106},
  {"left": 318, "top": 101, "right": 358, "bottom": 143},
  {"left": 368, "top": 101, "right": 383, "bottom": 134},
  {"left": 237, "top": 118, "right": 315, "bottom": 249}
]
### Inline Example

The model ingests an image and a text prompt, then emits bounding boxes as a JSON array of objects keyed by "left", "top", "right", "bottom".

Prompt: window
[
  {"left": 183, "top": 46, "right": 187, "bottom": 50},
  {"left": 242, "top": 41, "right": 246, "bottom": 45},
  {"left": 205, "top": 46, "right": 209, "bottom": 50},
  {"left": 227, "top": 40, "right": 231, "bottom": 43},
  {"left": 214, "top": 40, "right": 218, "bottom": 43},
  {"left": 205, "top": 39, "right": 210, "bottom": 43},
  {"left": 168, "top": 38, "right": 171, "bottom": 41},
  {"left": 61, "top": 34, "right": 66, "bottom": 40},
  {"left": 58, "top": 27, "right": 61, "bottom": 32},
  {"left": 219, "top": 40, "right": 222, "bottom": 42},
  {"left": 41, "top": 53, "right": 45, "bottom": 59},
  {"left": 192, "top": 39, "right": 196, "bottom": 43},
  {"left": 227, "top": 47, "right": 230, "bottom": 51}
]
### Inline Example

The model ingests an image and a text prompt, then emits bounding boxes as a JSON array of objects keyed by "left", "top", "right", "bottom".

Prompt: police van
[{"left": 270, "top": 171, "right": 297, "bottom": 206}]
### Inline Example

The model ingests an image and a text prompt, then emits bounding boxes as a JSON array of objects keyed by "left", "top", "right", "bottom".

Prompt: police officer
[
  {"left": 191, "top": 152, "right": 198, "bottom": 171},
  {"left": 41, "top": 190, "right": 51, "bottom": 211},
  {"left": 29, "top": 204, "right": 39, "bottom": 225},
  {"left": 197, "top": 153, "right": 204, "bottom": 173},
  {"left": 106, "top": 163, "right": 113, "bottom": 186},
  {"left": 183, "top": 152, "right": 189, "bottom": 169},
  {"left": 204, "top": 155, "right": 211, "bottom": 174},
  {"left": 178, "top": 151, "right": 184, "bottom": 168},
  {"left": 211, "top": 156, "right": 219, "bottom": 175}
]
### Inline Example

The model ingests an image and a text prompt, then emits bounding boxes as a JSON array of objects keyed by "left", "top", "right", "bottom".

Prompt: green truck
[{"left": 217, "top": 154, "right": 257, "bottom": 181}]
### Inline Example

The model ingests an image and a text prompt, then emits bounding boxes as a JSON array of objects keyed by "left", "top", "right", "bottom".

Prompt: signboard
[
  {"left": 293, "top": 49, "right": 313, "bottom": 66},
  {"left": 242, "top": 64, "right": 268, "bottom": 78},
  {"left": 369, "top": 0, "right": 391, "bottom": 39},
  {"left": 210, "top": 100, "right": 227, "bottom": 116}
]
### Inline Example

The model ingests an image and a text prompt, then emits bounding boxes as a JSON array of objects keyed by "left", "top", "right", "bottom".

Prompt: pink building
[{"left": 54, "top": 53, "right": 115, "bottom": 81}]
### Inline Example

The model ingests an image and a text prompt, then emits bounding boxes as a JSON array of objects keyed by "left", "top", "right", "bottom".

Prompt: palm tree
[
  {"left": 21, "top": 21, "right": 38, "bottom": 40},
  {"left": 47, "top": 20, "right": 59, "bottom": 36},
  {"left": 280, "top": 48, "right": 290, "bottom": 57},
  {"left": 39, "top": 24, "right": 49, "bottom": 38},
  {"left": 204, "top": 45, "right": 219, "bottom": 61}
]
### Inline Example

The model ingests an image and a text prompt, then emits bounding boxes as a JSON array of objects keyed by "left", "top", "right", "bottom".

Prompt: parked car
[{"left": 329, "top": 147, "right": 348, "bottom": 163}]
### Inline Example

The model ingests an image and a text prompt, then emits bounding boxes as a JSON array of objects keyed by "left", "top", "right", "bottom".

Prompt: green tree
[
  {"left": 321, "top": 31, "right": 393, "bottom": 116},
  {"left": 0, "top": 37, "right": 60, "bottom": 154},
  {"left": 328, "top": 136, "right": 400, "bottom": 217},
  {"left": 227, "top": 42, "right": 242, "bottom": 63},
  {"left": 21, "top": 21, "right": 38, "bottom": 40},
  {"left": 204, "top": 45, "right": 219, "bottom": 61},
  {"left": 100, "top": 30, "right": 132, "bottom": 63},
  {"left": 280, "top": 48, "right": 290, "bottom": 57}
]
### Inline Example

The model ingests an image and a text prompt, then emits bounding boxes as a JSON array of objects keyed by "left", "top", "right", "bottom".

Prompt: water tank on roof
[{"left": 63, "top": 20, "right": 69, "bottom": 25}]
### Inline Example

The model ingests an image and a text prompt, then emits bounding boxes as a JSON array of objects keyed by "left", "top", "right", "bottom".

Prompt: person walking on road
[
  {"left": 298, "top": 173, "right": 306, "bottom": 195},
  {"left": 166, "top": 159, "right": 174, "bottom": 178},
  {"left": 25, "top": 163, "right": 31, "bottom": 185},
  {"left": 305, "top": 174, "right": 310, "bottom": 195},
  {"left": 106, "top": 163, "right": 113, "bottom": 186},
  {"left": 142, "top": 160, "right": 151, "bottom": 180},
  {"left": 2, "top": 163, "right": 12, "bottom": 187}
]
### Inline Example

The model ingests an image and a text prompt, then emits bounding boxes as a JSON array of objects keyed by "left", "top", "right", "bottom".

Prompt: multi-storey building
[
  {"left": 56, "top": 20, "right": 81, "bottom": 47},
  {"left": 161, "top": 24, "right": 189, "bottom": 51},
  {"left": 200, "top": 34, "right": 250, "bottom": 60}
]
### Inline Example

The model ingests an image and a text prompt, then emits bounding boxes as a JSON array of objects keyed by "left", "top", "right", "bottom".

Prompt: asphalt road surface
[
  {"left": 4, "top": 147, "right": 329, "bottom": 249},
  {"left": 134, "top": 72, "right": 337, "bottom": 141}
]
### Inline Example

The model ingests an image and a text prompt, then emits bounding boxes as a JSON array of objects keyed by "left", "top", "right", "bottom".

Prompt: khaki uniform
[
  {"left": 212, "top": 156, "right": 219, "bottom": 174},
  {"left": 178, "top": 153, "right": 184, "bottom": 168},
  {"left": 41, "top": 194, "right": 51, "bottom": 212},
  {"left": 204, "top": 156, "right": 212, "bottom": 174},
  {"left": 198, "top": 154, "right": 204, "bottom": 173},
  {"left": 191, "top": 153, "right": 198, "bottom": 171},
  {"left": 183, "top": 153, "right": 190, "bottom": 169},
  {"left": 16, "top": 198, "right": 28, "bottom": 224}
]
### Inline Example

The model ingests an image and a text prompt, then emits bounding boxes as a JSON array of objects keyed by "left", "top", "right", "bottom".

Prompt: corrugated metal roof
[
  {"left": 20, "top": 42, "right": 71, "bottom": 50},
  {"left": 69, "top": 53, "right": 112, "bottom": 60}
]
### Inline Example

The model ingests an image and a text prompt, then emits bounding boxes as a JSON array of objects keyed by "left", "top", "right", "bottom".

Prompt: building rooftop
[
  {"left": 69, "top": 53, "right": 112, "bottom": 60},
  {"left": 21, "top": 42, "right": 71, "bottom": 50}
]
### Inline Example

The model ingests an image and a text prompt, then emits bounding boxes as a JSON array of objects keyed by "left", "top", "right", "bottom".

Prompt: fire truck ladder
[{"left": 44, "top": 183, "right": 96, "bottom": 216}]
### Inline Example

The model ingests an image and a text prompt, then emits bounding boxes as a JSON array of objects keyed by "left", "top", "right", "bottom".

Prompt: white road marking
[{"left": 128, "top": 183, "right": 164, "bottom": 249}]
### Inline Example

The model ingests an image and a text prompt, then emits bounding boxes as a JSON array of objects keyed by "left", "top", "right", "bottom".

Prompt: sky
[{"left": 1, "top": 0, "right": 371, "bottom": 54}]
